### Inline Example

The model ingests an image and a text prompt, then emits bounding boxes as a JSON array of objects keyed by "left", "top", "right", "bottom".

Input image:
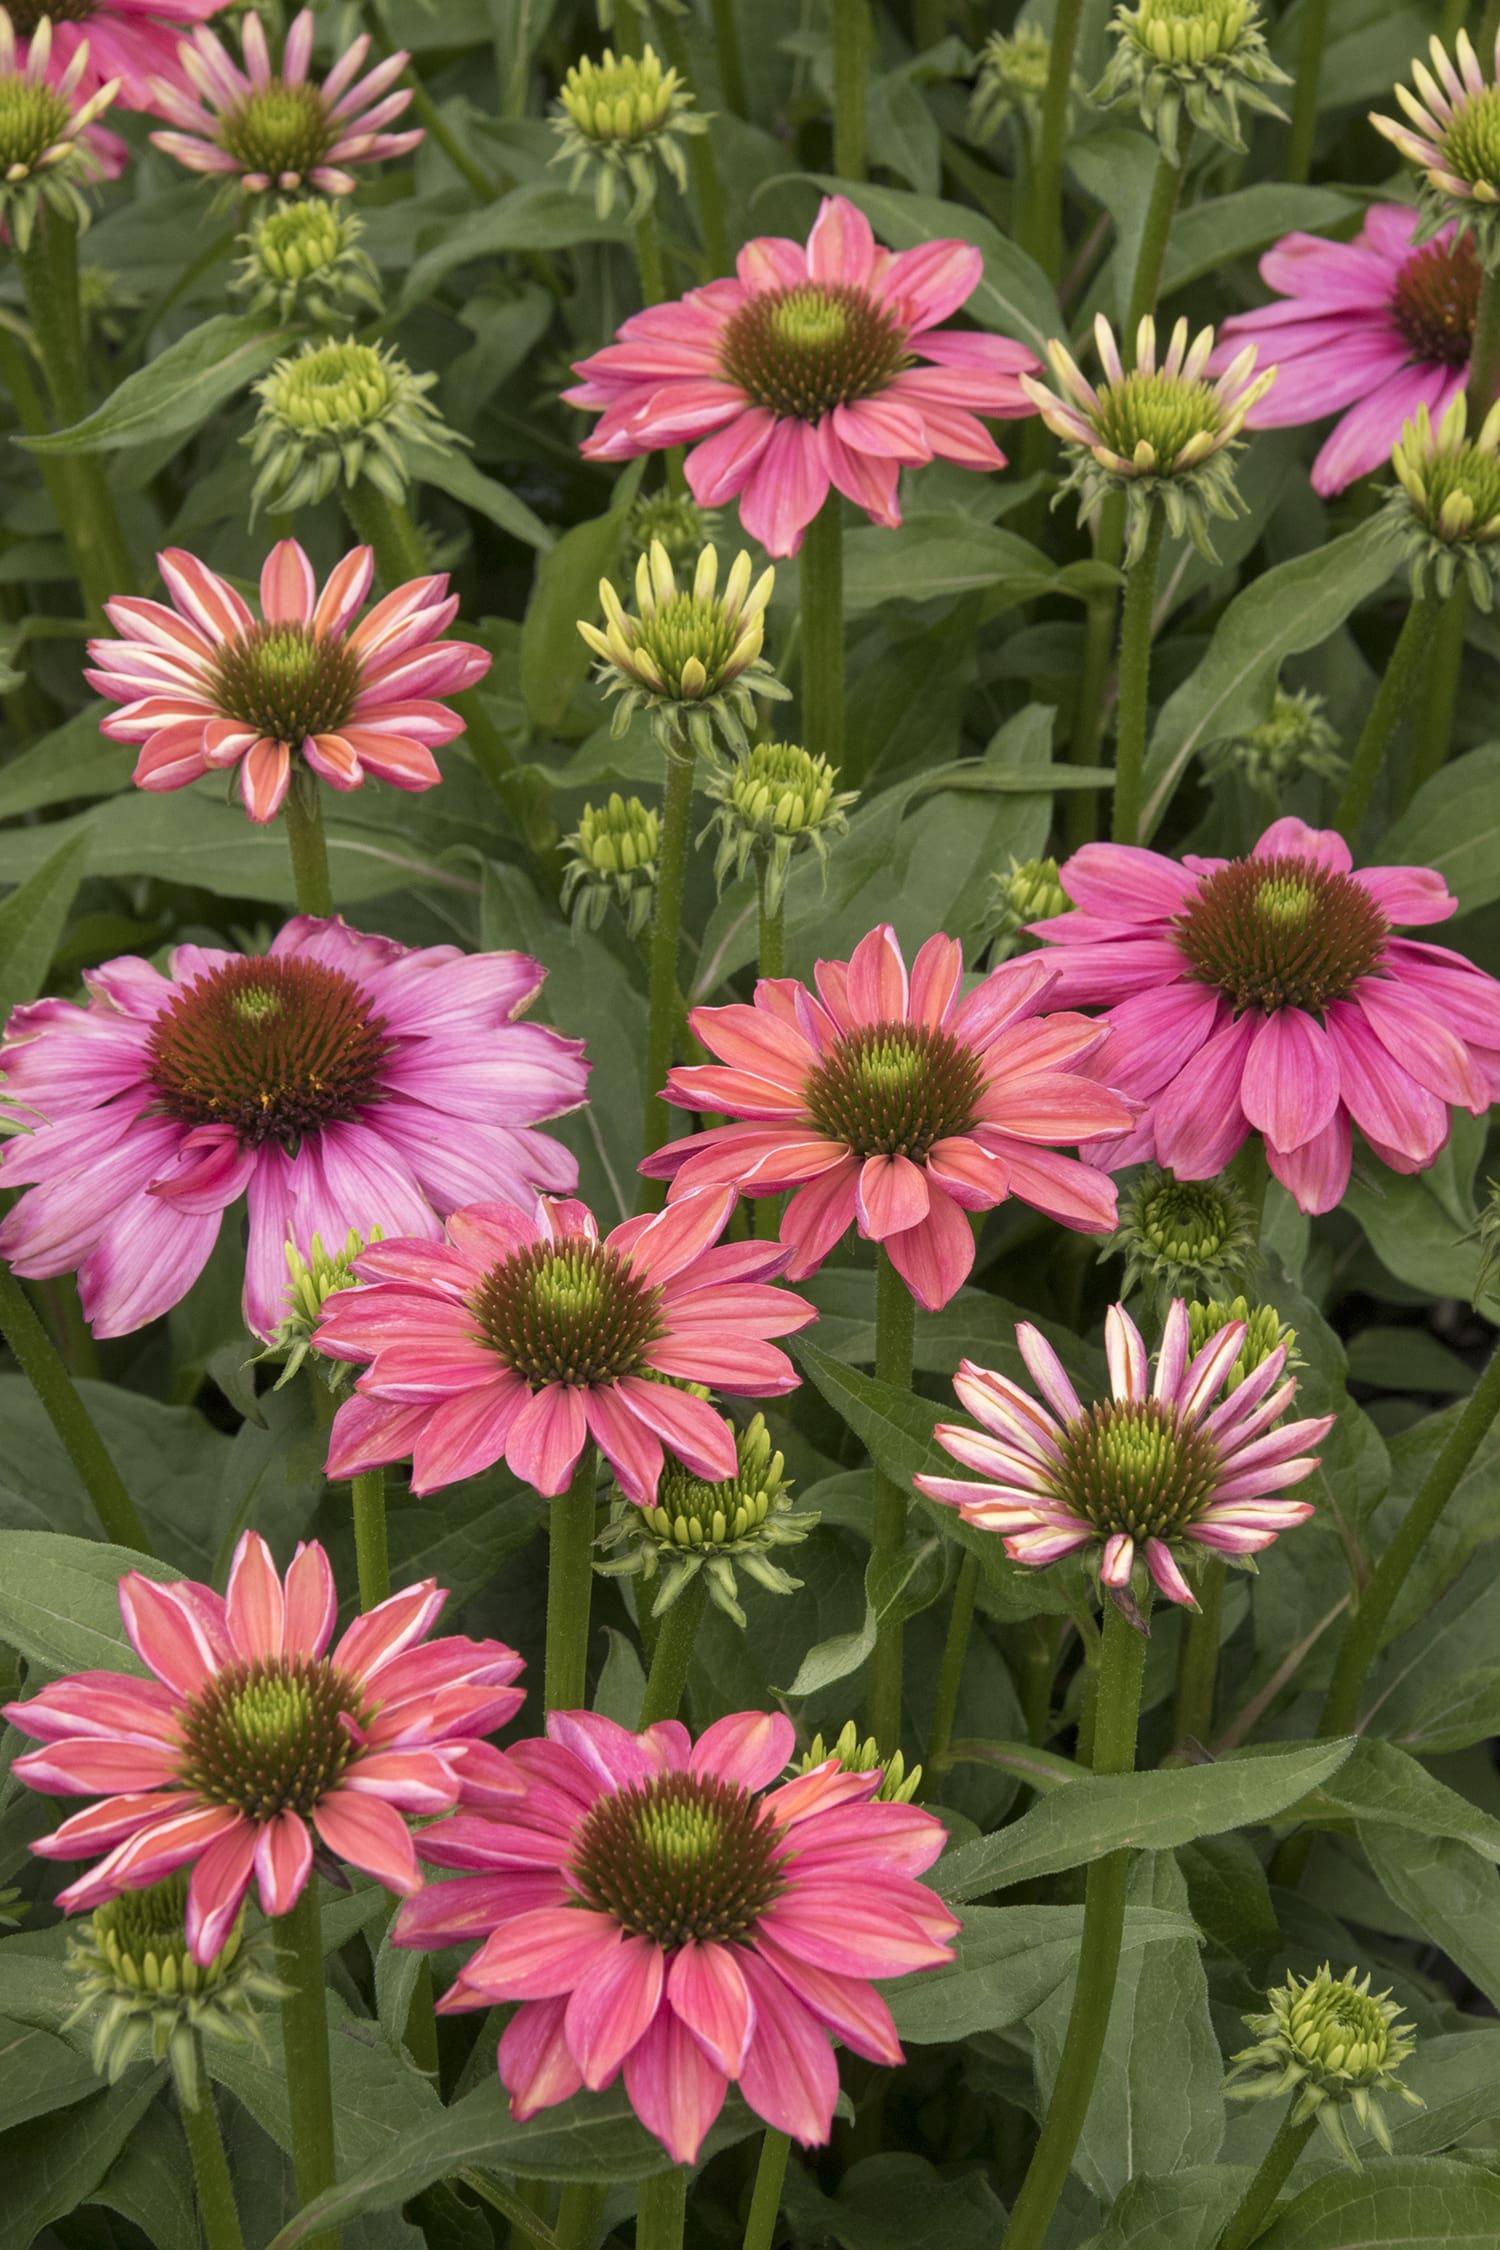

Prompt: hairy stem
[
  {"left": 351, "top": 1468, "right": 390, "bottom": 1612},
  {"left": 742, "top": 2127, "right": 792, "bottom": 2250},
  {"left": 926, "top": 1550, "right": 979, "bottom": 1780},
  {"left": 0, "top": 1264, "right": 149, "bottom": 1552},
  {"left": 636, "top": 2167, "right": 688, "bottom": 2250},
  {"left": 832, "top": 0, "right": 872, "bottom": 180},
  {"left": 283, "top": 773, "right": 335, "bottom": 919},
  {"left": 544, "top": 1444, "right": 599, "bottom": 1712},
  {"left": 178, "top": 2069, "right": 246, "bottom": 2250},
  {"left": 1284, "top": 0, "right": 1330, "bottom": 183},
  {"left": 866, "top": 1248, "right": 917, "bottom": 1755},
  {"left": 1172, "top": 1556, "right": 1225, "bottom": 1749},
  {"left": 1334, "top": 594, "right": 1439, "bottom": 844},
  {"left": 1020, "top": 0, "right": 1084, "bottom": 281},
  {"left": 638, "top": 1576, "right": 708, "bottom": 1726},
  {"left": 1218, "top": 2111, "right": 1317, "bottom": 2250},
  {"left": 279, "top": 1882, "right": 339, "bottom": 2250},
  {"left": 640, "top": 723, "right": 699, "bottom": 1198},
  {"left": 1405, "top": 578, "right": 1468, "bottom": 805},
  {"left": 1111, "top": 499, "right": 1167, "bottom": 845},
  {"left": 800, "top": 493, "right": 846, "bottom": 779}
]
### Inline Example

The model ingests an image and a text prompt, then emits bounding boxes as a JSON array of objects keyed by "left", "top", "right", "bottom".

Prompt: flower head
[
  {"left": 701, "top": 740, "right": 858, "bottom": 915},
  {"left": 1023, "top": 313, "right": 1277, "bottom": 562},
  {"left": 65, "top": 1873, "right": 286, "bottom": 2106},
  {"left": 627, "top": 489, "right": 718, "bottom": 561},
  {"left": 1111, "top": 1165, "right": 1259, "bottom": 1308},
  {"left": 565, "top": 193, "right": 1039, "bottom": 556},
  {"left": 971, "top": 23, "right": 1057, "bottom": 149},
  {"left": 1204, "top": 687, "right": 1345, "bottom": 801},
  {"left": 0, "top": 13, "right": 122, "bottom": 250},
  {"left": 987, "top": 855, "right": 1072, "bottom": 957},
  {"left": 394, "top": 1707, "right": 958, "bottom": 2163},
  {"left": 248, "top": 340, "right": 455, "bottom": 515},
  {"left": 2, "top": 0, "right": 230, "bottom": 112},
  {"left": 915, "top": 1298, "right": 1331, "bottom": 1615},
  {"left": 1187, "top": 1295, "right": 1298, "bottom": 1392},
  {"left": 0, "top": 915, "right": 587, "bottom": 1338},
  {"left": 232, "top": 195, "right": 382, "bottom": 327},
  {"left": 1093, "top": 0, "right": 1288, "bottom": 163},
  {"left": 1227, "top": 1964, "right": 1423, "bottom": 2166},
  {"left": 550, "top": 43, "right": 706, "bottom": 221},
  {"left": 1373, "top": 29, "right": 1500, "bottom": 257},
  {"left": 87, "top": 540, "right": 490, "bottom": 823},
  {"left": 1388, "top": 391, "right": 1500, "bottom": 607},
  {"left": 317, "top": 1187, "right": 816, "bottom": 1505},
  {"left": 1027, "top": 815, "right": 1500, "bottom": 1214},
  {"left": 643, "top": 929, "right": 1133, "bottom": 1312},
  {"left": 596, "top": 1411, "right": 817, "bottom": 1625},
  {"left": 5, "top": 1532, "right": 527, "bottom": 1963},
  {"left": 561, "top": 792, "right": 660, "bottom": 939},
  {"left": 578, "top": 540, "right": 789, "bottom": 755},
  {"left": 257, "top": 1224, "right": 379, "bottom": 1391},
  {"left": 149, "top": 8, "right": 419, "bottom": 196},
  {"left": 799, "top": 1721, "right": 920, "bottom": 1803}
]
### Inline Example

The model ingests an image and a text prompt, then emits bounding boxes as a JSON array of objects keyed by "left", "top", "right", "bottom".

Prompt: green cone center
[
  {"left": 720, "top": 282, "right": 914, "bottom": 421},
  {"left": 1054, "top": 1397, "right": 1223, "bottom": 1539},
  {"left": 220, "top": 81, "right": 337, "bottom": 180},
  {"left": 1440, "top": 82, "right": 1500, "bottom": 187},
  {"left": 0, "top": 76, "right": 73, "bottom": 170},
  {"left": 1093, "top": 370, "right": 1222, "bottom": 468},
  {"left": 210, "top": 623, "right": 362, "bottom": 745},
  {"left": 472, "top": 1241, "right": 664, "bottom": 1386},
  {"left": 1174, "top": 853, "right": 1389, "bottom": 1012},
  {"left": 570, "top": 1771, "right": 786, "bottom": 1946},
  {"left": 803, "top": 1021, "right": 984, "bottom": 1163},
  {"left": 180, "top": 1656, "right": 363, "bottom": 1820}
]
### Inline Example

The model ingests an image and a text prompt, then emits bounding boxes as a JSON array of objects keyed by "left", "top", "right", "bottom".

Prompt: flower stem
[
  {"left": 756, "top": 859, "right": 785, "bottom": 981},
  {"left": 283, "top": 773, "right": 335, "bottom": 919},
  {"left": 911, "top": 0, "right": 947, "bottom": 51},
  {"left": 1124, "top": 142, "right": 1189, "bottom": 340},
  {"left": 0, "top": 1262, "right": 150, "bottom": 1552},
  {"left": 638, "top": 1576, "right": 707, "bottom": 1725},
  {"left": 1020, "top": 0, "right": 1083, "bottom": 280},
  {"left": 1469, "top": 265, "right": 1500, "bottom": 417},
  {"left": 1218, "top": 2111, "right": 1317, "bottom": 2250},
  {"left": 640, "top": 723, "right": 699, "bottom": 1201},
  {"left": 634, "top": 207, "right": 668, "bottom": 307},
  {"left": 926, "top": 1550, "right": 979, "bottom": 1780},
  {"left": 1405, "top": 579, "right": 1467, "bottom": 805},
  {"left": 1318, "top": 1332, "right": 1500, "bottom": 1743},
  {"left": 832, "top": 0, "right": 872, "bottom": 180},
  {"left": 1284, "top": 0, "right": 1330, "bottom": 183},
  {"left": 710, "top": 0, "right": 748, "bottom": 112},
  {"left": 279, "top": 1881, "right": 338, "bottom": 2250},
  {"left": 866, "top": 1247, "right": 917, "bottom": 1756},
  {"left": 1334, "top": 593, "right": 1439, "bottom": 844},
  {"left": 636, "top": 2167, "right": 688, "bottom": 2250},
  {"left": 351, "top": 1468, "right": 390, "bottom": 1612},
  {"left": 554, "top": 2184, "right": 609, "bottom": 2250},
  {"left": 338, "top": 482, "right": 429, "bottom": 585},
  {"left": 1066, "top": 496, "right": 1127, "bottom": 847},
  {"left": 544, "top": 1443, "right": 599, "bottom": 1712},
  {"left": 1172, "top": 1556, "right": 1224, "bottom": 1749},
  {"left": 742, "top": 2128, "right": 792, "bottom": 2250},
  {"left": 800, "top": 493, "right": 845, "bottom": 780},
  {"left": 649, "top": 9, "right": 731, "bottom": 273},
  {"left": 1111, "top": 499, "right": 1167, "bottom": 845},
  {"left": 1000, "top": 1598, "right": 1148, "bottom": 2250},
  {"left": 178, "top": 2069, "right": 247, "bottom": 2250}
]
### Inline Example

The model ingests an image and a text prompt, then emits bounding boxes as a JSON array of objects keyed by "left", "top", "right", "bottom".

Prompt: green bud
[
  {"left": 1186, "top": 1295, "right": 1298, "bottom": 1392},
  {"left": 1204, "top": 686, "right": 1344, "bottom": 800},
  {"left": 254, "top": 1226, "right": 380, "bottom": 1392},
  {"left": 801, "top": 1721, "right": 922, "bottom": 1804},
  {"left": 1092, "top": 0, "right": 1289, "bottom": 164},
  {"left": 247, "top": 339, "right": 459, "bottom": 517},
  {"left": 987, "top": 854, "right": 1071, "bottom": 956},
  {"left": 1109, "top": 1166, "right": 1260, "bottom": 1311},
  {"left": 1226, "top": 1964, "right": 1423, "bottom": 2167},
  {"left": 233, "top": 197, "right": 384, "bottom": 328},
  {"left": 551, "top": 44, "right": 707, "bottom": 221},
  {"left": 700, "top": 739, "right": 858, "bottom": 913},
  {"left": 971, "top": 23, "right": 1059, "bottom": 148},
  {"left": 561, "top": 793, "right": 661, "bottom": 939},
  {"left": 578, "top": 541, "right": 790, "bottom": 758}
]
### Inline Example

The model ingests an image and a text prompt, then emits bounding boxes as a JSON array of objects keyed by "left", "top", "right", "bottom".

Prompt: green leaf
[
  {"left": 519, "top": 464, "right": 643, "bottom": 735},
  {"left": 0, "top": 1530, "right": 182, "bottom": 1678},
  {"left": 20, "top": 315, "right": 294, "bottom": 457},
  {"left": 87, "top": 2102, "right": 199, "bottom": 2250},
  {"left": 1342, "top": 1114, "right": 1495, "bottom": 1317},
  {"left": 1140, "top": 519, "right": 1399, "bottom": 840},
  {"left": 397, "top": 183, "right": 630, "bottom": 312},
  {"left": 0, "top": 707, "right": 127, "bottom": 821},
  {"left": 1278, "top": 1736, "right": 1500, "bottom": 1861},
  {"left": 782, "top": 2152, "right": 1005, "bottom": 2250},
  {"left": 210, "top": 1984, "right": 443, "bottom": 2169},
  {"left": 1344, "top": 1326, "right": 1476, "bottom": 1395},
  {"left": 1372, "top": 745, "right": 1500, "bottom": 914},
  {"left": 1392, "top": 2031, "right": 1500, "bottom": 2157},
  {"left": 0, "top": 829, "right": 89, "bottom": 1024},
  {"left": 0, "top": 2071, "right": 164, "bottom": 2250},
  {"left": 0, "top": 2014, "right": 100, "bottom": 2134},
  {"left": 886, "top": 1902, "right": 1201, "bottom": 2042},
  {"left": 781, "top": 1602, "right": 877, "bottom": 1697},
  {"left": 937, "top": 1739, "right": 1354, "bottom": 1900},
  {"left": 1077, "top": 2168, "right": 1244, "bottom": 2250},
  {"left": 842, "top": 518, "right": 1082, "bottom": 611},
  {"left": 1159, "top": 184, "right": 1359, "bottom": 297},
  {"left": 1360, "top": 1826, "right": 1500, "bottom": 2012},
  {"left": 804, "top": 178, "right": 1062, "bottom": 358},
  {"left": 1257, "top": 2157, "right": 1500, "bottom": 2249},
  {"left": 408, "top": 439, "right": 553, "bottom": 553}
]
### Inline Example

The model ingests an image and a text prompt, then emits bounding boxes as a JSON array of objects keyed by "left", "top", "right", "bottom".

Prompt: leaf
[
  {"left": 397, "top": 182, "right": 630, "bottom": 312},
  {"left": 841, "top": 518, "right": 1077, "bottom": 611},
  {"left": 0, "top": 1530, "right": 182, "bottom": 1678},
  {"left": 1307, "top": 1734, "right": 1500, "bottom": 1862},
  {"left": 0, "top": 707, "right": 127, "bottom": 820},
  {"left": 0, "top": 829, "right": 89, "bottom": 1024},
  {"left": 87, "top": 2101, "right": 199, "bottom": 2250},
  {"left": 1344, "top": 1326, "right": 1476, "bottom": 1395},
  {"left": 1342, "top": 1114, "right": 1496, "bottom": 1317},
  {"left": 782, "top": 2152, "right": 1005, "bottom": 2250},
  {"left": 1256, "top": 2157, "right": 1500, "bottom": 2249},
  {"left": 0, "top": 2071, "right": 164, "bottom": 2250},
  {"left": 1159, "top": 184, "right": 1359, "bottom": 297},
  {"left": 1391, "top": 2031, "right": 1500, "bottom": 2157},
  {"left": 21, "top": 315, "right": 294, "bottom": 457},
  {"left": 1360, "top": 1826, "right": 1500, "bottom": 2012},
  {"left": 936, "top": 1739, "right": 1354, "bottom": 1900},
  {"left": 407, "top": 439, "right": 553, "bottom": 553},
  {"left": 519, "top": 464, "right": 643, "bottom": 735},
  {"left": 886, "top": 1902, "right": 1201, "bottom": 2042},
  {"left": 1372, "top": 746, "right": 1500, "bottom": 914},
  {"left": 1077, "top": 2168, "right": 1244, "bottom": 2250},
  {"left": 210, "top": 1984, "right": 443, "bottom": 2169},
  {"left": 781, "top": 1603, "right": 877, "bottom": 1697},
  {"left": 0, "top": 2014, "right": 100, "bottom": 2133},
  {"left": 1140, "top": 518, "right": 1399, "bottom": 840}
]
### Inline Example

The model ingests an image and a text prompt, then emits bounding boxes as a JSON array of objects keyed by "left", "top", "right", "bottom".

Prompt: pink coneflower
[
  {"left": 0, "top": 11, "right": 126, "bottom": 224},
  {"left": 915, "top": 1300, "right": 1332, "bottom": 1611},
  {"left": 317, "top": 1186, "right": 816, "bottom": 1504},
  {"left": 640, "top": 928, "right": 1134, "bottom": 1312},
  {"left": 1211, "top": 207, "right": 1488, "bottom": 496},
  {"left": 4, "top": 1531, "right": 526, "bottom": 1963},
  {"left": 0, "top": 917, "right": 587, "bottom": 1339},
  {"left": 564, "top": 193, "right": 1039, "bottom": 556},
  {"left": 86, "top": 540, "right": 490, "bottom": 825},
  {"left": 394, "top": 1708, "right": 958, "bottom": 2163},
  {"left": 1025, "top": 816, "right": 1500, "bottom": 1213},
  {"left": 4, "top": 0, "right": 228, "bottom": 113},
  {"left": 148, "top": 8, "right": 420, "bottom": 195}
]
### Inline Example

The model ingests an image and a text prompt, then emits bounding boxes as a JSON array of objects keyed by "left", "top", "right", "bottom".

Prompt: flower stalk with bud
[
  {"left": 248, "top": 339, "right": 455, "bottom": 517},
  {"left": 562, "top": 793, "right": 661, "bottom": 939},
  {"left": 550, "top": 43, "right": 705, "bottom": 225},
  {"left": 1111, "top": 1166, "right": 1260, "bottom": 1315},
  {"left": 232, "top": 197, "right": 382, "bottom": 327},
  {"left": 1093, "top": 0, "right": 1288, "bottom": 167},
  {"left": 1204, "top": 687, "right": 1345, "bottom": 803},
  {"left": 701, "top": 739, "right": 856, "bottom": 977},
  {"left": 987, "top": 856, "right": 1071, "bottom": 959}
]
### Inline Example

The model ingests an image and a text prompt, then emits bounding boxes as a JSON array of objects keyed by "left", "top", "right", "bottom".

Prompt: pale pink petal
[
  {"left": 565, "top": 1934, "right": 664, "bottom": 2089},
  {"left": 312, "top": 1788, "right": 421, "bottom": 1894},
  {"left": 225, "top": 1530, "right": 285, "bottom": 1662},
  {"left": 622, "top": 2002, "right": 727, "bottom": 2165}
]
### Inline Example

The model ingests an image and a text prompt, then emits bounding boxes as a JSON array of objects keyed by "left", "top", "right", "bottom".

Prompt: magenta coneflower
[
  {"left": 149, "top": 7, "right": 420, "bottom": 195},
  {"left": 4, "top": 0, "right": 228, "bottom": 112},
  {"left": 0, "top": 917, "right": 588, "bottom": 1338},
  {"left": 317, "top": 1186, "right": 816, "bottom": 1503},
  {"left": 0, "top": 12, "right": 126, "bottom": 233},
  {"left": 394, "top": 1708, "right": 958, "bottom": 2163},
  {"left": 564, "top": 192, "right": 1039, "bottom": 556},
  {"left": 640, "top": 928, "right": 1134, "bottom": 1312},
  {"left": 4, "top": 1531, "right": 526, "bottom": 1963},
  {"left": 86, "top": 541, "right": 490, "bottom": 825},
  {"left": 1024, "top": 816, "right": 1500, "bottom": 1213},
  {"left": 915, "top": 1300, "right": 1332, "bottom": 1610},
  {"left": 1211, "top": 207, "right": 1490, "bottom": 495}
]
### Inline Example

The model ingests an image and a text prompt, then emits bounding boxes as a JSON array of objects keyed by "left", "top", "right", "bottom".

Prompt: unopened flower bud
[
  {"left": 628, "top": 491, "right": 718, "bottom": 562},
  {"left": 248, "top": 339, "right": 458, "bottom": 516},
  {"left": 1387, "top": 392, "right": 1500, "bottom": 608},
  {"left": 562, "top": 793, "right": 661, "bottom": 938},
  {"left": 801, "top": 1721, "right": 922, "bottom": 1803},
  {"left": 1204, "top": 686, "right": 1345, "bottom": 799},
  {"left": 988, "top": 854, "right": 1071, "bottom": 955},
  {"left": 1186, "top": 1295, "right": 1298, "bottom": 1392},
  {"left": 578, "top": 540, "right": 790, "bottom": 756},
  {"left": 551, "top": 43, "right": 707, "bottom": 220},
  {"left": 1226, "top": 1964, "right": 1423, "bottom": 2166},
  {"left": 1093, "top": 0, "right": 1289, "bottom": 165},
  {"left": 971, "top": 23, "right": 1062, "bottom": 150},
  {"left": 1111, "top": 1166, "right": 1259, "bottom": 1309},
  {"left": 701, "top": 739, "right": 857, "bottom": 913},
  {"left": 0, "top": 11, "right": 120, "bottom": 250},
  {"left": 234, "top": 197, "right": 383, "bottom": 328},
  {"left": 257, "top": 1226, "right": 380, "bottom": 1391}
]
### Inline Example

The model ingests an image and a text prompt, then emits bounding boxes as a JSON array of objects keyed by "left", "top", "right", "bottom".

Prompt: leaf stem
[
  {"left": 351, "top": 1467, "right": 390, "bottom": 1612},
  {"left": 636, "top": 2167, "right": 688, "bottom": 2250},
  {"left": 1333, "top": 593, "right": 1439, "bottom": 844},
  {"left": 926, "top": 1549, "right": 979, "bottom": 1779},
  {"left": 1020, "top": 0, "right": 1083, "bottom": 280},
  {"left": 831, "top": 0, "right": 872, "bottom": 180},
  {"left": 741, "top": 2127, "right": 791, "bottom": 2250},
  {"left": 800, "top": 493, "right": 845, "bottom": 779},
  {"left": 640, "top": 720, "right": 699, "bottom": 1199},
  {"left": 178, "top": 2066, "right": 247, "bottom": 2250},
  {"left": 279, "top": 1881, "right": 338, "bottom": 2250},
  {"left": 544, "top": 1443, "right": 599, "bottom": 1712},
  {"left": 1217, "top": 2110, "right": 1316, "bottom": 2250},
  {"left": 1284, "top": 0, "right": 1329, "bottom": 183},
  {"left": 638, "top": 1575, "right": 707, "bottom": 1726},
  {"left": 283, "top": 773, "right": 335, "bottom": 919},
  {"left": 710, "top": 0, "right": 748, "bottom": 111},
  {"left": 1111, "top": 498, "right": 1167, "bottom": 845},
  {"left": 866, "top": 1247, "right": 917, "bottom": 1755},
  {"left": 0, "top": 1262, "right": 150, "bottom": 1552}
]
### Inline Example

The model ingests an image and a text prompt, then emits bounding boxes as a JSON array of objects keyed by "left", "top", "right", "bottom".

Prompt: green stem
[
  {"left": 1333, "top": 594, "right": 1439, "bottom": 844},
  {"left": 1020, "top": 0, "right": 1084, "bottom": 281},
  {"left": 742, "top": 2128, "right": 792, "bottom": 2250},
  {"left": 283, "top": 773, "right": 335, "bottom": 918},
  {"left": 1471, "top": 264, "right": 1500, "bottom": 418},
  {"left": 1218, "top": 2111, "right": 1317, "bottom": 2250},
  {"left": 1125, "top": 143, "right": 1188, "bottom": 339},
  {"left": 636, "top": 2168, "right": 688, "bottom": 2250},
  {"left": 800, "top": 493, "right": 845, "bottom": 779},
  {"left": 351, "top": 1468, "right": 390, "bottom": 1612},
  {"left": 178, "top": 2069, "right": 247, "bottom": 2250},
  {"left": 338, "top": 482, "right": 429, "bottom": 584},
  {"left": 756, "top": 859, "right": 785, "bottom": 981},
  {"left": 710, "top": 0, "right": 748, "bottom": 112},
  {"left": 1066, "top": 497, "right": 1127, "bottom": 848},
  {"left": 638, "top": 1576, "right": 707, "bottom": 1726},
  {"left": 926, "top": 1550, "right": 979, "bottom": 1779},
  {"left": 1111, "top": 500, "right": 1167, "bottom": 846},
  {"left": 554, "top": 2183, "right": 609, "bottom": 2250},
  {"left": 831, "top": 0, "right": 872, "bottom": 181},
  {"left": 866, "top": 1248, "right": 917, "bottom": 1755},
  {"left": 404, "top": 1959, "right": 441, "bottom": 2081},
  {"left": 279, "top": 1882, "right": 338, "bottom": 2250},
  {"left": 634, "top": 207, "right": 668, "bottom": 307},
  {"left": 1015, "top": 1614, "right": 1062, "bottom": 1749},
  {"left": 640, "top": 723, "right": 699, "bottom": 1198},
  {"left": 1318, "top": 1333, "right": 1500, "bottom": 1742},
  {"left": 544, "top": 1443, "right": 598, "bottom": 1712},
  {"left": 0, "top": 328, "right": 92, "bottom": 607},
  {"left": 1172, "top": 1556, "right": 1225, "bottom": 1749},
  {"left": 650, "top": 10, "right": 731, "bottom": 273},
  {"left": 0, "top": 1263, "right": 149, "bottom": 1552},
  {"left": 1000, "top": 1599, "right": 1148, "bottom": 2250},
  {"left": 911, "top": 0, "right": 946, "bottom": 50},
  {"left": 1284, "top": 0, "right": 1330, "bottom": 182},
  {"left": 1405, "top": 579, "right": 1467, "bottom": 805}
]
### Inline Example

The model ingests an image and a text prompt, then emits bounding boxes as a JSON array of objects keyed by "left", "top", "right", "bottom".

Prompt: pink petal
[
  {"left": 185, "top": 1818, "right": 258, "bottom": 1963},
  {"left": 1240, "top": 1007, "right": 1340, "bottom": 1152},
  {"left": 1151, "top": 1012, "right": 1257, "bottom": 1177},
  {"left": 505, "top": 1383, "right": 587, "bottom": 1497},
  {"left": 668, "top": 1940, "right": 754, "bottom": 2075},
  {"left": 736, "top": 1953, "right": 839, "bottom": 2146},
  {"left": 254, "top": 1809, "right": 312, "bottom": 1917},
  {"left": 259, "top": 540, "right": 315, "bottom": 625},
  {"left": 282, "top": 1543, "right": 337, "bottom": 1659},
  {"left": 883, "top": 1188, "right": 976, "bottom": 1311},
  {"left": 311, "top": 1788, "right": 421, "bottom": 1895},
  {"left": 225, "top": 1530, "right": 285, "bottom": 1662},
  {"left": 622, "top": 2002, "right": 727, "bottom": 2165},
  {"left": 117, "top": 1573, "right": 224, "bottom": 1699},
  {"left": 565, "top": 1933, "right": 664, "bottom": 2088},
  {"left": 856, "top": 1152, "right": 930, "bottom": 1237},
  {"left": 498, "top": 1997, "right": 585, "bottom": 2120},
  {"left": 689, "top": 1710, "right": 795, "bottom": 1792}
]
